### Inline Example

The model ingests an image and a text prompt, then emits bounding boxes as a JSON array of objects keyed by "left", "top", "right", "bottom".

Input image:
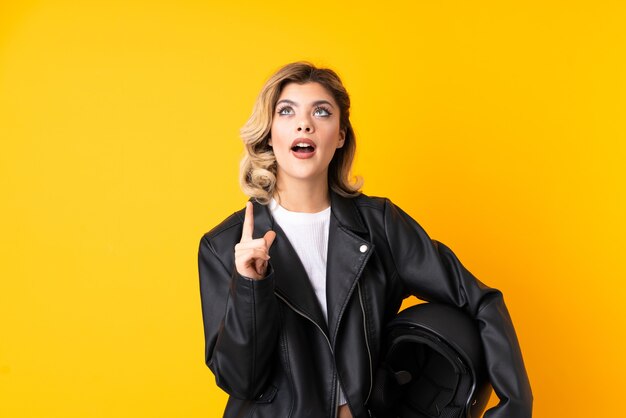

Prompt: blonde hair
[{"left": 239, "top": 61, "right": 363, "bottom": 205}]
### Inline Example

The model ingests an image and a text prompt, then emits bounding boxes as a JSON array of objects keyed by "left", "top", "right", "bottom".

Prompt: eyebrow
[{"left": 275, "top": 99, "right": 335, "bottom": 108}]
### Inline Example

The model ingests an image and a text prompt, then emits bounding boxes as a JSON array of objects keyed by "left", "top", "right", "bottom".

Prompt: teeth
[{"left": 295, "top": 143, "right": 313, "bottom": 148}]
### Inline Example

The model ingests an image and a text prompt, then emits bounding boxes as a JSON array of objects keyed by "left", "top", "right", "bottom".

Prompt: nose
[{"left": 297, "top": 118, "right": 313, "bottom": 133}]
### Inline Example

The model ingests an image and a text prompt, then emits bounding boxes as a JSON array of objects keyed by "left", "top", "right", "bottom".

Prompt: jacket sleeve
[
  {"left": 198, "top": 234, "right": 280, "bottom": 400},
  {"left": 383, "top": 198, "right": 533, "bottom": 418}
]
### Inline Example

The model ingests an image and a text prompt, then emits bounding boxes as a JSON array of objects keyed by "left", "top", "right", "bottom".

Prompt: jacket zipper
[
  {"left": 275, "top": 293, "right": 338, "bottom": 418},
  {"left": 357, "top": 282, "right": 374, "bottom": 405}
]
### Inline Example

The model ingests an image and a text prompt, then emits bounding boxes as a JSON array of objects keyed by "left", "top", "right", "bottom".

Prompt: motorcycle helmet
[{"left": 368, "top": 303, "right": 493, "bottom": 418}]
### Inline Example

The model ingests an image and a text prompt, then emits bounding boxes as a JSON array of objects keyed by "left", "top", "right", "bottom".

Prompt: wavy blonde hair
[{"left": 239, "top": 61, "right": 363, "bottom": 205}]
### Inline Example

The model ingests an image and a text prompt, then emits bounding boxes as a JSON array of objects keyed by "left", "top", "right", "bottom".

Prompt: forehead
[{"left": 277, "top": 82, "right": 337, "bottom": 105}]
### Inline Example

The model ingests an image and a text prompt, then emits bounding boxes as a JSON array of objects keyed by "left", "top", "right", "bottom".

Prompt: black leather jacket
[{"left": 198, "top": 191, "right": 533, "bottom": 418}]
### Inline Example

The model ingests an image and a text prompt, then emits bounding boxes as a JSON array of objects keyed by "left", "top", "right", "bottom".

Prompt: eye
[
  {"left": 314, "top": 106, "right": 332, "bottom": 117},
  {"left": 277, "top": 105, "right": 293, "bottom": 115}
]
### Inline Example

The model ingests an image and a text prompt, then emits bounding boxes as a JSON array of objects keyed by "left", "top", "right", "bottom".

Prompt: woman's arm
[
  {"left": 198, "top": 232, "right": 279, "bottom": 400},
  {"left": 383, "top": 198, "right": 533, "bottom": 418}
]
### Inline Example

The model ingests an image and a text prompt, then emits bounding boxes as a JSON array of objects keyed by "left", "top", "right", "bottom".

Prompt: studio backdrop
[{"left": 1, "top": 1, "right": 625, "bottom": 417}]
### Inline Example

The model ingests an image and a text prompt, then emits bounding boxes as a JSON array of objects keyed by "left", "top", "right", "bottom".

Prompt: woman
[{"left": 198, "top": 62, "right": 532, "bottom": 418}]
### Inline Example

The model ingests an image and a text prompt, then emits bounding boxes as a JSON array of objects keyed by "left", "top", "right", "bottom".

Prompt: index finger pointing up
[{"left": 241, "top": 201, "right": 254, "bottom": 241}]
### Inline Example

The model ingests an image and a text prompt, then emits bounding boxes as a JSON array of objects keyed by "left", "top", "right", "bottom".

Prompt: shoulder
[
  {"left": 353, "top": 192, "right": 427, "bottom": 237},
  {"left": 200, "top": 207, "right": 246, "bottom": 257},
  {"left": 352, "top": 192, "right": 388, "bottom": 212},
  {"left": 351, "top": 192, "right": 403, "bottom": 221},
  {"left": 203, "top": 210, "right": 243, "bottom": 240},
  {"left": 341, "top": 192, "right": 407, "bottom": 235}
]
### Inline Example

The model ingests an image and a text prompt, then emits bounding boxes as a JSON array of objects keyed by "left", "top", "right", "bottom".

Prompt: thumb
[
  {"left": 254, "top": 258, "right": 267, "bottom": 278},
  {"left": 263, "top": 230, "right": 277, "bottom": 249}
]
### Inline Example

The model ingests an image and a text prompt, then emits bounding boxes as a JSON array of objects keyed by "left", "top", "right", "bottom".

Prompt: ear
[{"left": 337, "top": 130, "right": 346, "bottom": 148}]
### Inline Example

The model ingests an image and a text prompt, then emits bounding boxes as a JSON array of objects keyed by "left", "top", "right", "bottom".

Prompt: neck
[{"left": 274, "top": 174, "right": 331, "bottom": 213}]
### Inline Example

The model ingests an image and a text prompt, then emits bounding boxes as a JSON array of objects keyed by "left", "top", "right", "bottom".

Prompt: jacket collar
[
  {"left": 249, "top": 190, "right": 367, "bottom": 238},
  {"left": 248, "top": 189, "right": 368, "bottom": 236},
  {"left": 327, "top": 189, "right": 369, "bottom": 235},
  {"left": 248, "top": 189, "right": 373, "bottom": 344}
]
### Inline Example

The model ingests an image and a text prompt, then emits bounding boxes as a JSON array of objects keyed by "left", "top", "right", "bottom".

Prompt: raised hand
[{"left": 234, "top": 201, "right": 277, "bottom": 280}]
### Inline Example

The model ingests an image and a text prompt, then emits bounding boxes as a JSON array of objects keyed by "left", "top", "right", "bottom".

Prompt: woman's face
[{"left": 269, "top": 82, "right": 345, "bottom": 187}]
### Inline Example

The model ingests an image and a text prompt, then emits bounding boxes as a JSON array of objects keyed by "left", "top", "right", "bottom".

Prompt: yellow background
[{"left": 1, "top": 1, "right": 624, "bottom": 417}]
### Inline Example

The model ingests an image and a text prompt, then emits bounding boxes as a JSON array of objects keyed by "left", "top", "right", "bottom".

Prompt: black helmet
[{"left": 368, "top": 303, "right": 493, "bottom": 418}]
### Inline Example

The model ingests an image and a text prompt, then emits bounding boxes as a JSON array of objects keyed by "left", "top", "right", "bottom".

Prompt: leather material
[{"left": 198, "top": 190, "right": 533, "bottom": 418}]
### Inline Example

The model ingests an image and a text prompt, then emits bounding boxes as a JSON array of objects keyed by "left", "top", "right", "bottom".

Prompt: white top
[
  {"left": 269, "top": 197, "right": 347, "bottom": 406},
  {"left": 269, "top": 197, "right": 331, "bottom": 321}
]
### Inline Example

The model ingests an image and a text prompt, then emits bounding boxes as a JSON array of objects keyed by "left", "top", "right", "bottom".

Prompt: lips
[
  {"left": 290, "top": 138, "right": 317, "bottom": 159},
  {"left": 290, "top": 138, "right": 317, "bottom": 152}
]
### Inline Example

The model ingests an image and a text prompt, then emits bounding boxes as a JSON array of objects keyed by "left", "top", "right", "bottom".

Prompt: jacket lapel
[
  {"left": 250, "top": 197, "right": 328, "bottom": 334},
  {"left": 325, "top": 191, "right": 374, "bottom": 346},
  {"left": 248, "top": 191, "right": 374, "bottom": 343}
]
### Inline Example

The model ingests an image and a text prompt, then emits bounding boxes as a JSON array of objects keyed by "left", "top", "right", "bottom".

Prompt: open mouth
[{"left": 291, "top": 143, "right": 316, "bottom": 154}]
